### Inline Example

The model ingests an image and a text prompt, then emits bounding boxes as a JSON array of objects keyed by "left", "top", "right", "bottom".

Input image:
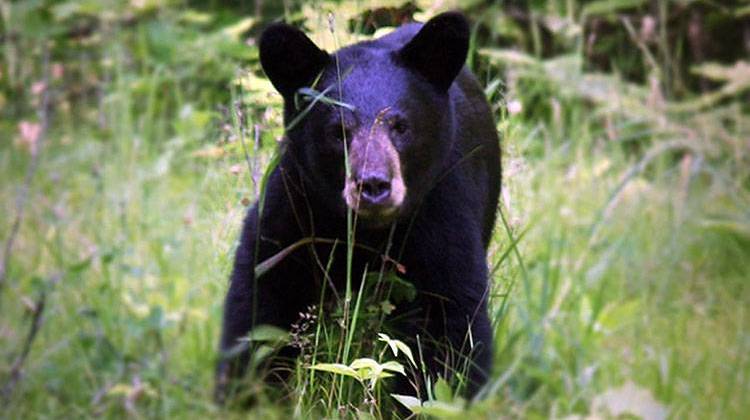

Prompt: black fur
[{"left": 217, "top": 11, "right": 501, "bottom": 403}]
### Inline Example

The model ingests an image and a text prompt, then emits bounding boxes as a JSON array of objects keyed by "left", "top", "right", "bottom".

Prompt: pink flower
[
  {"left": 16, "top": 121, "right": 41, "bottom": 154},
  {"left": 507, "top": 99, "right": 523, "bottom": 115},
  {"left": 31, "top": 81, "right": 46, "bottom": 96},
  {"left": 52, "top": 63, "right": 64, "bottom": 80}
]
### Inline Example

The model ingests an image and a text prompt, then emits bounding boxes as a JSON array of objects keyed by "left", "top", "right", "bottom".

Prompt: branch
[
  {"left": 0, "top": 274, "right": 58, "bottom": 402},
  {"left": 0, "top": 48, "right": 52, "bottom": 294}
]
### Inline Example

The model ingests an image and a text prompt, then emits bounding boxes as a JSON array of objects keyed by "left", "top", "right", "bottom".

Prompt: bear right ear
[
  {"left": 398, "top": 12, "right": 470, "bottom": 92},
  {"left": 259, "top": 23, "right": 330, "bottom": 99}
]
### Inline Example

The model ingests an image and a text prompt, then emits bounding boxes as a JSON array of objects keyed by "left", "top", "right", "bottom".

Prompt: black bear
[{"left": 217, "top": 11, "right": 501, "bottom": 403}]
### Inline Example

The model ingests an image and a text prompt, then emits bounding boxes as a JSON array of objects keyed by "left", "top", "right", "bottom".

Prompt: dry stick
[
  {"left": 1, "top": 275, "right": 57, "bottom": 401},
  {"left": 0, "top": 47, "right": 53, "bottom": 403},
  {"left": 0, "top": 49, "right": 52, "bottom": 297}
]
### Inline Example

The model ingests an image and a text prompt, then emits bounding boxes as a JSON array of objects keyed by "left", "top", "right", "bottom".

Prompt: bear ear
[
  {"left": 259, "top": 23, "right": 330, "bottom": 98},
  {"left": 398, "top": 12, "right": 470, "bottom": 92}
]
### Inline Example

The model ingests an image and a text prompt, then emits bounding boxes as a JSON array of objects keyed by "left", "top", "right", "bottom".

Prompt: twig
[
  {"left": 0, "top": 48, "right": 52, "bottom": 295},
  {"left": 1, "top": 274, "right": 57, "bottom": 402}
]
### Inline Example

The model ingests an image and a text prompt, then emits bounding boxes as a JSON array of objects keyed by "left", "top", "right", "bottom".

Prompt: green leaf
[
  {"left": 395, "top": 341, "right": 417, "bottom": 368},
  {"left": 350, "top": 358, "right": 380, "bottom": 371},
  {"left": 221, "top": 17, "right": 256, "bottom": 40},
  {"left": 420, "top": 400, "right": 464, "bottom": 418},
  {"left": 591, "top": 381, "right": 668, "bottom": 420},
  {"left": 378, "top": 333, "right": 398, "bottom": 355},
  {"left": 391, "top": 394, "right": 423, "bottom": 413},
  {"left": 309, "top": 363, "right": 360, "bottom": 379},
  {"left": 383, "top": 274, "right": 417, "bottom": 303},
  {"left": 392, "top": 393, "right": 465, "bottom": 418},
  {"left": 478, "top": 48, "right": 540, "bottom": 68},
  {"left": 581, "top": 0, "right": 648, "bottom": 18},
  {"left": 698, "top": 218, "right": 750, "bottom": 240},
  {"left": 349, "top": 358, "right": 404, "bottom": 388},
  {"left": 691, "top": 61, "right": 750, "bottom": 85},
  {"left": 297, "top": 87, "right": 356, "bottom": 111},
  {"left": 597, "top": 300, "right": 641, "bottom": 333},
  {"left": 251, "top": 345, "right": 275, "bottom": 367},
  {"left": 434, "top": 378, "right": 453, "bottom": 402},
  {"left": 242, "top": 325, "right": 289, "bottom": 343},
  {"left": 379, "top": 333, "right": 417, "bottom": 368},
  {"left": 380, "top": 361, "right": 406, "bottom": 375}
]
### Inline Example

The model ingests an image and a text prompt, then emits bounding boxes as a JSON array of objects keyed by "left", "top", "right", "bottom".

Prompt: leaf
[
  {"left": 379, "top": 333, "right": 398, "bottom": 354},
  {"left": 297, "top": 87, "right": 356, "bottom": 111},
  {"left": 581, "top": 0, "right": 649, "bottom": 18},
  {"left": 242, "top": 325, "right": 289, "bottom": 343},
  {"left": 378, "top": 333, "right": 417, "bottom": 367},
  {"left": 394, "top": 341, "right": 416, "bottom": 368},
  {"left": 221, "top": 17, "right": 256, "bottom": 40},
  {"left": 190, "top": 146, "right": 225, "bottom": 158},
  {"left": 250, "top": 344, "right": 275, "bottom": 367},
  {"left": 675, "top": 61, "right": 750, "bottom": 111},
  {"left": 478, "top": 48, "right": 540, "bottom": 68},
  {"left": 349, "top": 358, "right": 404, "bottom": 388},
  {"left": 107, "top": 382, "right": 157, "bottom": 399},
  {"left": 698, "top": 218, "right": 750, "bottom": 240},
  {"left": 391, "top": 394, "right": 465, "bottom": 418},
  {"left": 591, "top": 381, "right": 668, "bottom": 420},
  {"left": 179, "top": 10, "right": 213, "bottom": 25},
  {"left": 596, "top": 300, "right": 641, "bottom": 333},
  {"left": 350, "top": 358, "right": 380, "bottom": 371},
  {"left": 255, "top": 237, "right": 318, "bottom": 278},
  {"left": 391, "top": 394, "right": 423, "bottom": 413},
  {"left": 309, "top": 363, "right": 360, "bottom": 379},
  {"left": 107, "top": 384, "right": 134, "bottom": 396},
  {"left": 382, "top": 273, "right": 417, "bottom": 303},
  {"left": 433, "top": 378, "right": 453, "bottom": 402},
  {"left": 67, "top": 257, "right": 93, "bottom": 274},
  {"left": 380, "top": 361, "right": 405, "bottom": 375},
  {"left": 420, "top": 400, "right": 464, "bottom": 418},
  {"left": 691, "top": 61, "right": 750, "bottom": 84},
  {"left": 51, "top": 0, "right": 105, "bottom": 21}
]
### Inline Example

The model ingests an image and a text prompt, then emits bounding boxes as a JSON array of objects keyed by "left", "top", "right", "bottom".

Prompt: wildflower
[{"left": 16, "top": 121, "right": 42, "bottom": 154}]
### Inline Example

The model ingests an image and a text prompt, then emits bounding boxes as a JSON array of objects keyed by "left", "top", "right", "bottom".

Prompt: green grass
[{"left": 2, "top": 1, "right": 749, "bottom": 418}]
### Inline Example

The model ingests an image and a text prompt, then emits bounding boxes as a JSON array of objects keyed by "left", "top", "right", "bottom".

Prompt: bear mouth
[
  {"left": 342, "top": 177, "right": 405, "bottom": 228},
  {"left": 349, "top": 205, "right": 401, "bottom": 228}
]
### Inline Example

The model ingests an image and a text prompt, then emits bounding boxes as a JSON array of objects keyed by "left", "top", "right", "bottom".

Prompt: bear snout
[
  {"left": 358, "top": 173, "right": 392, "bottom": 206},
  {"left": 343, "top": 175, "right": 401, "bottom": 219},
  {"left": 342, "top": 130, "right": 407, "bottom": 221}
]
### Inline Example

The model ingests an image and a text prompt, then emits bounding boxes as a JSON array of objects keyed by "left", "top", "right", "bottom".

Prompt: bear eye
[
  {"left": 326, "top": 124, "right": 351, "bottom": 143},
  {"left": 391, "top": 119, "right": 409, "bottom": 135}
]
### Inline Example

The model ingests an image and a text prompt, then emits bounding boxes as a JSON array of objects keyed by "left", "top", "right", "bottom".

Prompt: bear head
[{"left": 259, "top": 12, "right": 469, "bottom": 229}]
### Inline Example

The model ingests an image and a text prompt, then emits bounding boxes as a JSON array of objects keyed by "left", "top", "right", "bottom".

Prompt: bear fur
[{"left": 217, "top": 11, "right": 501, "bottom": 402}]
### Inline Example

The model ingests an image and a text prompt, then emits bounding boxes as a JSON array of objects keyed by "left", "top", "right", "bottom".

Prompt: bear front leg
[
  {"left": 215, "top": 204, "right": 308, "bottom": 404},
  {"left": 428, "top": 290, "right": 493, "bottom": 397},
  {"left": 400, "top": 219, "right": 494, "bottom": 398},
  {"left": 215, "top": 207, "right": 260, "bottom": 403},
  {"left": 392, "top": 261, "right": 493, "bottom": 400}
]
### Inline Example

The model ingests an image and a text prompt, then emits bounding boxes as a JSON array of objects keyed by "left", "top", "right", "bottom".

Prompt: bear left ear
[
  {"left": 259, "top": 23, "right": 330, "bottom": 99},
  {"left": 398, "top": 12, "right": 470, "bottom": 92}
]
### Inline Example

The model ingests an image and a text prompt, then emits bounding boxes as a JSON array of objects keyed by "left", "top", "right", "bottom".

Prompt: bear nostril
[{"left": 359, "top": 176, "right": 391, "bottom": 204}]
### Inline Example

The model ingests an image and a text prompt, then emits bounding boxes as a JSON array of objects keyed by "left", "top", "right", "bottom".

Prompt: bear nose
[{"left": 358, "top": 174, "right": 391, "bottom": 205}]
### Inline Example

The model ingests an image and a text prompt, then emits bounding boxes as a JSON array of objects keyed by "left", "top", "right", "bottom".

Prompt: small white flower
[{"left": 507, "top": 99, "right": 523, "bottom": 115}]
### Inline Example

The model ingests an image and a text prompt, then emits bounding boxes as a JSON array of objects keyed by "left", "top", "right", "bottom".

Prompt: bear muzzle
[
  {"left": 343, "top": 169, "right": 406, "bottom": 220},
  {"left": 342, "top": 129, "right": 406, "bottom": 222}
]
